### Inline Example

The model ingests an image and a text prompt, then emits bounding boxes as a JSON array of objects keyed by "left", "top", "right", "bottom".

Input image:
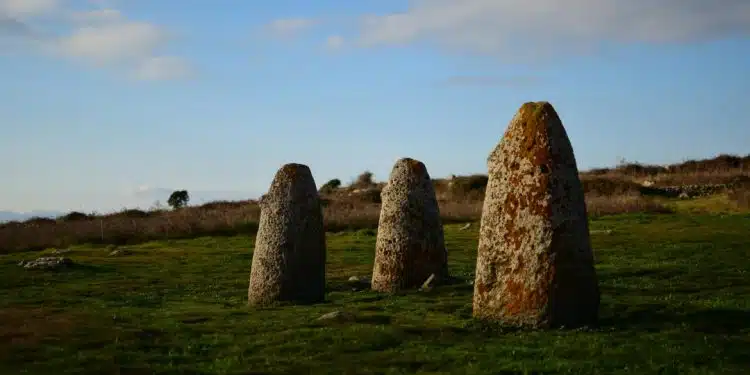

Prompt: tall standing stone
[
  {"left": 473, "top": 102, "right": 600, "bottom": 328},
  {"left": 248, "top": 163, "right": 326, "bottom": 306},
  {"left": 371, "top": 158, "right": 448, "bottom": 292}
]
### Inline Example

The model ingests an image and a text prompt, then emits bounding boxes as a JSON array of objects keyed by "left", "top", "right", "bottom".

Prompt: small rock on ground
[
  {"left": 316, "top": 311, "right": 356, "bottom": 322},
  {"left": 19, "top": 257, "right": 73, "bottom": 270},
  {"left": 419, "top": 273, "right": 436, "bottom": 291},
  {"left": 109, "top": 249, "right": 132, "bottom": 256},
  {"left": 348, "top": 275, "right": 371, "bottom": 283}
]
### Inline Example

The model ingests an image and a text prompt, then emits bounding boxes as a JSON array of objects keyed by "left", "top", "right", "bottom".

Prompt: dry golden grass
[
  {"left": 728, "top": 185, "right": 750, "bottom": 210},
  {"left": 585, "top": 193, "right": 674, "bottom": 217},
  {"left": 2, "top": 154, "right": 748, "bottom": 254},
  {"left": 0, "top": 191, "right": 675, "bottom": 254}
]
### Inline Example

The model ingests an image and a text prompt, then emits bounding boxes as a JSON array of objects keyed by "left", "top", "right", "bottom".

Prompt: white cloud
[
  {"left": 1, "top": 0, "right": 191, "bottom": 80},
  {"left": 346, "top": 0, "right": 750, "bottom": 58},
  {"left": 55, "top": 21, "right": 166, "bottom": 64},
  {"left": 264, "top": 17, "right": 319, "bottom": 37},
  {"left": 133, "top": 56, "right": 192, "bottom": 80},
  {"left": 326, "top": 35, "right": 344, "bottom": 49},
  {"left": 0, "top": 0, "right": 58, "bottom": 18}
]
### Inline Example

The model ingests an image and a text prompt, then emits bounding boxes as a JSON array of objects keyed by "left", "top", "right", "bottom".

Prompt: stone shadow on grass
[{"left": 603, "top": 305, "right": 750, "bottom": 367}]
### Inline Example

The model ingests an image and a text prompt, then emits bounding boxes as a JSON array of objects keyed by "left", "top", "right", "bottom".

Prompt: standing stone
[
  {"left": 248, "top": 163, "right": 326, "bottom": 306},
  {"left": 371, "top": 158, "right": 448, "bottom": 292},
  {"left": 473, "top": 102, "right": 600, "bottom": 328}
]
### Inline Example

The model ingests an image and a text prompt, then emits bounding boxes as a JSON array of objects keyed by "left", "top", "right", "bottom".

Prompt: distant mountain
[{"left": 0, "top": 210, "right": 63, "bottom": 223}]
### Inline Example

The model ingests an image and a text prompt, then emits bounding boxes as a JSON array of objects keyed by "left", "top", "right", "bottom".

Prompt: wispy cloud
[
  {"left": 336, "top": 0, "right": 750, "bottom": 60},
  {"left": 263, "top": 17, "right": 319, "bottom": 38},
  {"left": 325, "top": 35, "right": 344, "bottom": 49},
  {"left": 0, "top": 0, "right": 59, "bottom": 18},
  {"left": 0, "top": 0, "right": 192, "bottom": 80},
  {"left": 54, "top": 21, "right": 168, "bottom": 64},
  {"left": 132, "top": 56, "right": 193, "bottom": 80}
]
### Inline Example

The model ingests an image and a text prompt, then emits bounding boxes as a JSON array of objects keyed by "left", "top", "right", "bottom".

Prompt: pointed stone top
[
  {"left": 512, "top": 101, "right": 561, "bottom": 129},
  {"left": 276, "top": 163, "right": 311, "bottom": 178},
  {"left": 262, "top": 163, "right": 316, "bottom": 207},
  {"left": 490, "top": 101, "right": 569, "bottom": 166},
  {"left": 519, "top": 101, "right": 553, "bottom": 112},
  {"left": 269, "top": 163, "right": 313, "bottom": 187},
  {"left": 391, "top": 157, "right": 428, "bottom": 179}
]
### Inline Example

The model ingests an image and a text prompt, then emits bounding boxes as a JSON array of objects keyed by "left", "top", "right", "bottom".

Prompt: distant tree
[
  {"left": 167, "top": 190, "right": 190, "bottom": 209},
  {"left": 59, "top": 211, "right": 91, "bottom": 222},
  {"left": 353, "top": 171, "right": 375, "bottom": 188},
  {"left": 319, "top": 178, "right": 342, "bottom": 194}
]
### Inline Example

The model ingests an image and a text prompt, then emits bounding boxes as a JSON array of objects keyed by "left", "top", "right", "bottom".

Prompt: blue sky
[{"left": 1, "top": 0, "right": 749, "bottom": 213}]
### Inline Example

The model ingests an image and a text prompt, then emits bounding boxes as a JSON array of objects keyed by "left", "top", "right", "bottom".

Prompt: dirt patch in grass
[{"left": 0, "top": 307, "right": 79, "bottom": 349}]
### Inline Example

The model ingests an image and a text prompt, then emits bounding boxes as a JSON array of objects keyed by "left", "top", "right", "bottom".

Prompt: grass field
[{"left": 2, "top": 213, "right": 749, "bottom": 374}]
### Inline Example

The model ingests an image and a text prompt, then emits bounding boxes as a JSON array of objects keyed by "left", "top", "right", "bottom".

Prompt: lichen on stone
[
  {"left": 371, "top": 157, "right": 448, "bottom": 292},
  {"left": 473, "top": 101, "right": 600, "bottom": 329}
]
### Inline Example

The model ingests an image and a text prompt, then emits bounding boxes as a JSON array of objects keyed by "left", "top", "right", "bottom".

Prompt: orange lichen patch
[
  {"left": 475, "top": 281, "right": 489, "bottom": 299},
  {"left": 409, "top": 159, "right": 427, "bottom": 174},
  {"left": 502, "top": 278, "right": 547, "bottom": 317},
  {"left": 498, "top": 107, "right": 554, "bottom": 249},
  {"left": 507, "top": 102, "right": 559, "bottom": 160},
  {"left": 474, "top": 100, "right": 599, "bottom": 328}
]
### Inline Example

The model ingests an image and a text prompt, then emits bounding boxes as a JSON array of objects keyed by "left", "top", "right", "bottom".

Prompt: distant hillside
[
  {"left": 0, "top": 210, "right": 62, "bottom": 223},
  {"left": 1, "top": 153, "right": 749, "bottom": 253}
]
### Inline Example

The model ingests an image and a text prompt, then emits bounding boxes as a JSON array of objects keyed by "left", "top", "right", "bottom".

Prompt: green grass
[{"left": 1, "top": 214, "right": 749, "bottom": 374}]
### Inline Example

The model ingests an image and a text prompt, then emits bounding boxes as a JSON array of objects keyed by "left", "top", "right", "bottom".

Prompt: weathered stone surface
[
  {"left": 473, "top": 101, "right": 600, "bottom": 328},
  {"left": 371, "top": 158, "right": 448, "bottom": 292},
  {"left": 248, "top": 163, "right": 326, "bottom": 306}
]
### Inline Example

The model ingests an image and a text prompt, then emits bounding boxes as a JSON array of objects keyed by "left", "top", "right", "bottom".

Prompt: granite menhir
[
  {"left": 371, "top": 157, "right": 448, "bottom": 292},
  {"left": 248, "top": 163, "right": 326, "bottom": 306},
  {"left": 472, "top": 102, "right": 600, "bottom": 328}
]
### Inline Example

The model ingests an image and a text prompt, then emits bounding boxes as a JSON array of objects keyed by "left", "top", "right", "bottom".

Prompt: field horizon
[
  {"left": 1, "top": 153, "right": 749, "bottom": 254},
  {"left": 2, "top": 153, "right": 749, "bottom": 374}
]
